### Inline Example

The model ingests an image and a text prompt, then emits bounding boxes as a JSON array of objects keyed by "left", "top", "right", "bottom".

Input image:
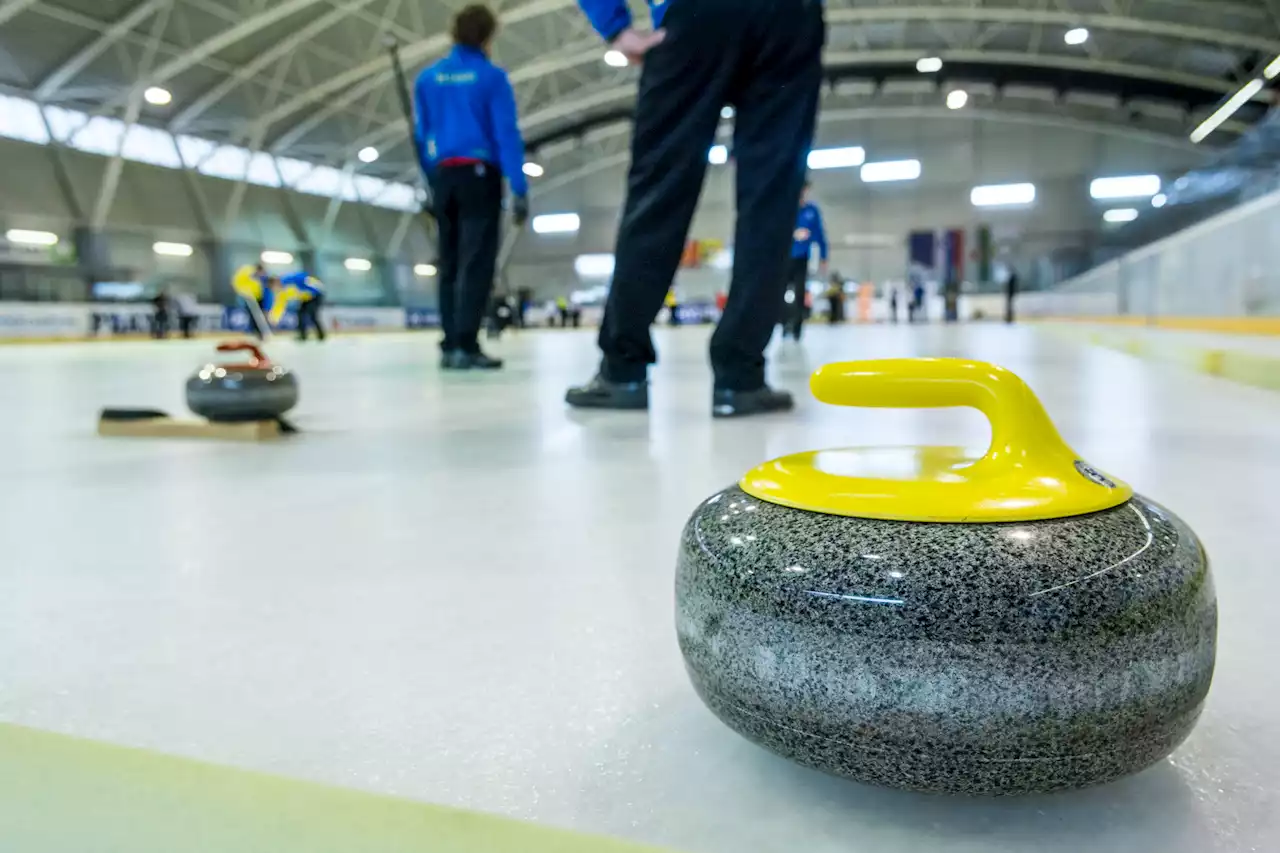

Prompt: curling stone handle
[
  {"left": 809, "top": 358, "right": 1076, "bottom": 471},
  {"left": 216, "top": 341, "right": 269, "bottom": 368}
]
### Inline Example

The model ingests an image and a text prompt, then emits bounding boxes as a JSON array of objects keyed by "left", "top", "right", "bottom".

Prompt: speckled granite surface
[
  {"left": 186, "top": 367, "right": 299, "bottom": 422},
  {"left": 676, "top": 486, "right": 1217, "bottom": 795}
]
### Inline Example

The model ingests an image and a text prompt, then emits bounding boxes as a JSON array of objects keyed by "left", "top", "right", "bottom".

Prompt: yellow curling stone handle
[{"left": 740, "top": 358, "right": 1133, "bottom": 523}]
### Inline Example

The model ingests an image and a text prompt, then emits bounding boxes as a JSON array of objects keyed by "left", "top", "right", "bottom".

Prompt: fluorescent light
[
  {"left": 144, "top": 86, "right": 172, "bottom": 106},
  {"left": 946, "top": 90, "right": 969, "bottom": 110},
  {"left": 522, "top": 162, "right": 544, "bottom": 177},
  {"left": 916, "top": 57, "right": 943, "bottom": 73},
  {"left": 261, "top": 250, "right": 294, "bottom": 265},
  {"left": 574, "top": 253, "right": 616, "bottom": 278},
  {"left": 414, "top": 263, "right": 437, "bottom": 277},
  {"left": 861, "top": 159, "right": 921, "bottom": 183},
  {"left": 604, "top": 50, "right": 627, "bottom": 68},
  {"left": 1065, "top": 27, "right": 1089, "bottom": 45},
  {"left": 721, "top": 106, "right": 735, "bottom": 119},
  {"left": 1191, "top": 78, "right": 1264, "bottom": 143},
  {"left": 1090, "top": 174, "right": 1161, "bottom": 200},
  {"left": 532, "top": 213, "right": 580, "bottom": 235},
  {"left": 5, "top": 228, "right": 58, "bottom": 246},
  {"left": 708, "top": 144, "right": 729, "bottom": 165},
  {"left": 1266, "top": 55, "right": 1280, "bottom": 79},
  {"left": 344, "top": 257, "right": 373, "bottom": 272},
  {"left": 1104, "top": 208, "right": 1139, "bottom": 223},
  {"left": 1151, "top": 193, "right": 1168, "bottom": 208},
  {"left": 357, "top": 146, "right": 379, "bottom": 163},
  {"left": 971, "top": 183, "right": 1036, "bottom": 207},
  {"left": 807, "top": 146, "right": 865, "bottom": 170},
  {"left": 153, "top": 241, "right": 193, "bottom": 257}
]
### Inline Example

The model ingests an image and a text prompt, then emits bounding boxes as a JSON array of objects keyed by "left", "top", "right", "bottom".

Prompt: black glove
[{"left": 512, "top": 195, "right": 530, "bottom": 228}]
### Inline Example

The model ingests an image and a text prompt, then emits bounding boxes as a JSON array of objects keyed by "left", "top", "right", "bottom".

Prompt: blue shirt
[
  {"left": 577, "top": 0, "right": 671, "bottom": 40},
  {"left": 792, "top": 201, "right": 828, "bottom": 261},
  {"left": 414, "top": 45, "right": 528, "bottom": 197}
]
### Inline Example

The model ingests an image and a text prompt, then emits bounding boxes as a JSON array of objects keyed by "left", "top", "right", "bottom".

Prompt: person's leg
[
  {"left": 433, "top": 169, "right": 462, "bottom": 355},
  {"left": 453, "top": 167, "right": 503, "bottom": 357},
  {"left": 313, "top": 294, "right": 326, "bottom": 341},
  {"left": 784, "top": 258, "right": 807, "bottom": 338},
  {"left": 297, "top": 300, "right": 310, "bottom": 341},
  {"left": 590, "top": 1, "right": 742, "bottom": 385},
  {"left": 711, "top": 0, "right": 825, "bottom": 393}
]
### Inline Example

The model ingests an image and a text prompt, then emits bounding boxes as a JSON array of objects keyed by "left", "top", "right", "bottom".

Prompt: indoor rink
[{"left": 1, "top": 1, "right": 1279, "bottom": 852}]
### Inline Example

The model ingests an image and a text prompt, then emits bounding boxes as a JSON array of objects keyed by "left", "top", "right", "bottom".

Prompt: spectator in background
[
  {"left": 173, "top": 290, "right": 199, "bottom": 338},
  {"left": 783, "top": 181, "right": 828, "bottom": 341},
  {"left": 150, "top": 289, "right": 170, "bottom": 339},
  {"left": 1005, "top": 269, "right": 1020, "bottom": 324},
  {"left": 825, "top": 272, "right": 845, "bottom": 324}
]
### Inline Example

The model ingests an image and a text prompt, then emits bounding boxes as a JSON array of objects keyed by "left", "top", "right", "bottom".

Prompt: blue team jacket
[
  {"left": 414, "top": 45, "right": 528, "bottom": 197},
  {"left": 792, "top": 202, "right": 828, "bottom": 261},
  {"left": 281, "top": 271, "right": 322, "bottom": 299},
  {"left": 576, "top": 0, "right": 671, "bottom": 40}
]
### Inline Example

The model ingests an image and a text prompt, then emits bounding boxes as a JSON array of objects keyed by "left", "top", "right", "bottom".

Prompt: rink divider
[
  {"left": 1041, "top": 323, "right": 1280, "bottom": 394},
  {"left": 0, "top": 722, "right": 678, "bottom": 853}
]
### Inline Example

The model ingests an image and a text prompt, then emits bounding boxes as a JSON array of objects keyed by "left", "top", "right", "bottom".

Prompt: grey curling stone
[
  {"left": 186, "top": 362, "right": 299, "bottom": 423},
  {"left": 676, "top": 486, "right": 1217, "bottom": 795}
]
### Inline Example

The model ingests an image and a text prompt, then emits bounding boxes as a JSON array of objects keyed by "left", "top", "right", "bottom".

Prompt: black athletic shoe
[
  {"left": 442, "top": 350, "right": 504, "bottom": 370},
  {"left": 565, "top": 375, "right": 649, "bottom": 410},
  {"left": 712, "top": 386, "right": 794, "bottom": 419},
  {"left": 457, "top": 350, "right": 504, "bottom": 370}
]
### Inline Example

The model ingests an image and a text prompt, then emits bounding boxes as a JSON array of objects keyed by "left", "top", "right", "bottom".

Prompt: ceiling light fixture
[
  {"left": 144, "top": 86, "right": 172, "bottom": 106},
  {"left": 916, "top": 57, "right": 943, "bottom": 73},
  {"left": 1090, "top": 174, "right": 1161, "bottom": 200},
  {"left": 971, "top": 183, "right": 1037, "bottom": 207},
  {"left": 1064, "top": 28, "right": 1089, "bottom": 45},
  {"left": 860, "top": 159, "right": 922, "bottom": 183},
  {"left": 153, "top": 241, "right": 193, "bottom": 257},
  {"left": 604, "top": 50, "right": 627, "bottom": 68},
  {"left": 5, "top": 228, "right": 59, "bottom": 246},
  {"left": 532, "top": 213, "right": 581, "bottom": 235},
  {"left": 1104, "top": 208, "right": 1139, "bottom": 223},
  {"left": 344, "top": 257, "right": 373, "bottom": 272},
  {"left": 946, "top": 90, "right": 969, "bottom": 110},
  {"left": 1191, "top": 78, "right": 1265, "bottom": 143},
  {"left": 522, "top": 162, "right": 544, "bottom": 177},
  {"left": 1266, "top": 55, "right": 1280, "bottom": 79},
  {"left": 357, "top": 146, "right": 379, "bottom": 163},
  {"left": 807, "top": 146, "right": 865, "bottom": 170},
  {"left": 261, "top": 250, "right": 294, "bottom": 265},
  {"left": 414, "top": 263, "right": 437, "bottom": 277}
]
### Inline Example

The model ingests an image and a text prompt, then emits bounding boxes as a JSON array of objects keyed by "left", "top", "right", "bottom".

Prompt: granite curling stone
[
  {"left": 675, "top": 358, "right": 1216, "bottom": 795},
  {"left": 186, "top": 341, "right": 299, "bottom": 423}
]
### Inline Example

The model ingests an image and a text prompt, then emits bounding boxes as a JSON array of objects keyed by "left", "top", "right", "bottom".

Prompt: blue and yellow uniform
[
  {"left": 232, "top": 265, "right": 271, "bottom": 339},
  {"left": 267, "top": 271, "right": 327, "bottom": 341}
]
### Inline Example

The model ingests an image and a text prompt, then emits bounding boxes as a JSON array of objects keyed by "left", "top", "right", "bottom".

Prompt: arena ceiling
[{"left": 0, "top": 0, "right": 1277, "bottom": 199}]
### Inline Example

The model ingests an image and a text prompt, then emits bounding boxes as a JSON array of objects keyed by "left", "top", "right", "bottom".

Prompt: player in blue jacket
[
  {"left": 266, "top": 271, "right": 327, "bottom": 342},
  {"left": 565, "top": 0, "right": 826, "bottom": 418},
  {"left": 783, "top": 182, "right": 828, "bottom": 340},
  {"left": 414, "top": 4, "right": 529, "bottom": 371}
]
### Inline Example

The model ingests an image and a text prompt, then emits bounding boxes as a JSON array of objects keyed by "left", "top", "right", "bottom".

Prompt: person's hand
[
  {"left": 612, "top": 28, "right": 666, "bottom": 64},
  {"left": 512, "top": 195, "right": 530, "bottom": 228}
]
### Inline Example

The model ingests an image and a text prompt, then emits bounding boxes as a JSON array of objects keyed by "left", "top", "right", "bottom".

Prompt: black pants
[
  {"left": 783, "top": 257, "right": 808, "bottom": 339},
  {"left": 298, "top": 294, "right": 326, "bottom": 341},
  {"left": 597, "top": 0, "right": 825, "bottom": 391},
  {"left": 434, "top": 164, "right": 501, "bottom": 354},
  {"left": 151, "top": 310, "right": 168, "bottom": 339}
]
